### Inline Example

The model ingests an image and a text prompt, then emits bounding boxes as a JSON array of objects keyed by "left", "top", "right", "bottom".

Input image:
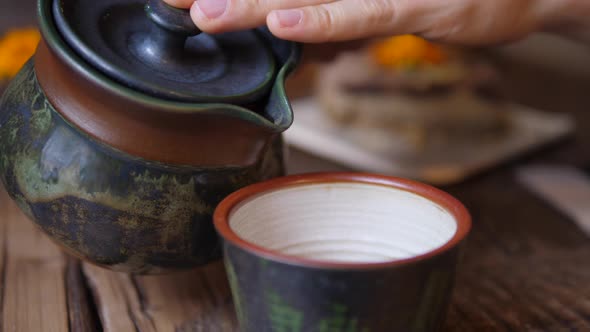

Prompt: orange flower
[
  {"left": 0, "top": 28, "right": 41, "bottom": 79},
  {"left": 370, "top": 35, "right": 447, "bottom": 69}
]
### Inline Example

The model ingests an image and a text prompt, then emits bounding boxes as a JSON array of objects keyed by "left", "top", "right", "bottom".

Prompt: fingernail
[
  {"left": 196, "top": 0, "right": 227, "bottom": 19},
  {"left": 275, "top": 9, "right": 303, "bottom": 28}
]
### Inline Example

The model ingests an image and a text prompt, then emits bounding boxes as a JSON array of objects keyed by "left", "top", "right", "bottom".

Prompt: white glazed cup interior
[{"left": 219, "top": 175, "right": 470, "bottom": 266}]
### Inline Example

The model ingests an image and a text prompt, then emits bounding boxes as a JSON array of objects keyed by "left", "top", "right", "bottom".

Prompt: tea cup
[{"left": 214, "top": 173, "right": 471, "bottom": 332}]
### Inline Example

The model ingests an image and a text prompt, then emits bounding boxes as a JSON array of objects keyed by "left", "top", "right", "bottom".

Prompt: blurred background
[
  {"left": 1, "top": 0, "right": 590, "bottom": 184},
  {"left": 284, "top": 31, "right": 590, "bottom": 183}
]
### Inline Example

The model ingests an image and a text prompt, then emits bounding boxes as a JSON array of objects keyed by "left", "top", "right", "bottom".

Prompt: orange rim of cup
[{"left": 214, "top": 172, "right": 472, "bottom": 270}]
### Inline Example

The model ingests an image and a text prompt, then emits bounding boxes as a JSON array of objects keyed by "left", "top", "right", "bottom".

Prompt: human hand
[{"left": 163, "top": 0, "right": 587, "bottom": 44}]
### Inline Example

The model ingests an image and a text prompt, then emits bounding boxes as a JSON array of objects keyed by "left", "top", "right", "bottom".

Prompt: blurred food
[
  {"left": 0, "top": 28, "right": 40, "bottom": 79},
  {"left": 316, "top": 35, "right": 510, "bottom": 151},
  {"left": 371, "top": 35, "right": 448, "bottom": 68},
  {"left": 286, "top": 41, "right": 370, "bottom": 99}
]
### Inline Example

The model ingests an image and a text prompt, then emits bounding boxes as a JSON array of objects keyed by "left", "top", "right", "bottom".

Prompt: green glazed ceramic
[{"left": 0, "top": 0, "right": 300, "bottom": 274}]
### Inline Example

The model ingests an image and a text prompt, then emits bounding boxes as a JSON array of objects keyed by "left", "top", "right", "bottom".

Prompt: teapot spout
[{"left": 256, "top": 30, "right": 301, "bottom": 132}]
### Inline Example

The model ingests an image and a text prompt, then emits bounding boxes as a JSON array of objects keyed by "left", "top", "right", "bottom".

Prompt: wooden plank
[
  {"left": 66, "top": 257, "right": 101, "bottom": 332},
  {"left": 441, "top": 164, "right": 590, "bottom": 331},
  {"left": 0, "top": 189, "right": 70, "bottom": 332},
  {"left": 135, "top": 262, "right": 237, "bottom": 332},
  {"left": 0, "top": 190, "right": 8, "bottom": 328},
  {"left": 82, "top": 264, "right": 151, "bottom": 332},
  {"left": 83, "top": 262, "right": 237, "bottom": 332}
]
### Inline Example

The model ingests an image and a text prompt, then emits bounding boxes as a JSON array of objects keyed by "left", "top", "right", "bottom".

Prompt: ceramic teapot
[{"left": 0, "top": 0, "right": 299, "bottom": 273}]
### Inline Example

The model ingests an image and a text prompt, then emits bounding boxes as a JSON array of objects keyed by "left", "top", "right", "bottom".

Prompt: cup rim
[{"left": 214, "top": 172, "right": 471, "bottom": 270}]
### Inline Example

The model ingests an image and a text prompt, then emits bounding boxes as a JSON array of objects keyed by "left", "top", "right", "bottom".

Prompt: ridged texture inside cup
[{"left": 229, "top": 183, "right": 457, "bottom": 264}]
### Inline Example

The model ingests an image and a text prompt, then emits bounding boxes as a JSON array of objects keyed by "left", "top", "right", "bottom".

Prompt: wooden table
[{"left": 3, "top": 1, "right": 590, "bottom": 331}]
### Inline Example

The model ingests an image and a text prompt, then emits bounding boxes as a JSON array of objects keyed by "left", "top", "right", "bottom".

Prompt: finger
[
  {"left": 190, "top": 0, "right": 337, "bottom": 34},
  {"left": 163, "top": 0, "right": 194, "bottom": 9},
  {"left": 267, "top": 0, "right": 406, "bottom": 43}
]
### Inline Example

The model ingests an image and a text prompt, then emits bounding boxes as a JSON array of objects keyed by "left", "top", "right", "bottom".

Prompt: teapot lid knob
[
  {"left": 132, "top": 0, "right": 204, "bottom": 76},
  {"left": 145, "top": 0, "right": 201, "bottom": 38}
]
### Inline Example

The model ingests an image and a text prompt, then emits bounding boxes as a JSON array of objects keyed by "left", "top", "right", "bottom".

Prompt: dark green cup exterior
[{"left": 214, "top": 173, "right": 471, "bottom": 332}]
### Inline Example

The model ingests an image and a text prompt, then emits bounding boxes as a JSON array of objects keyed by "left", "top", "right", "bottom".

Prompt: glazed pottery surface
[
  {"left": 0, "top": 0, "right": 299, "bottom": 273},
  {"left": 214, "top": 173, "right": 471, "bottom": 332}
]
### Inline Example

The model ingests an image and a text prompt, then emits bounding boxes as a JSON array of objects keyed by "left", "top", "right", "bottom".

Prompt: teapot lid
[{"left": 52, "top": 0, "right": 277, "bottom": 104}]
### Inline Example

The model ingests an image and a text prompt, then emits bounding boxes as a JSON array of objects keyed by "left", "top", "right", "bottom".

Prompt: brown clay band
[{"left": 34, "top": 41, "right": 275, "bottom": 167}]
